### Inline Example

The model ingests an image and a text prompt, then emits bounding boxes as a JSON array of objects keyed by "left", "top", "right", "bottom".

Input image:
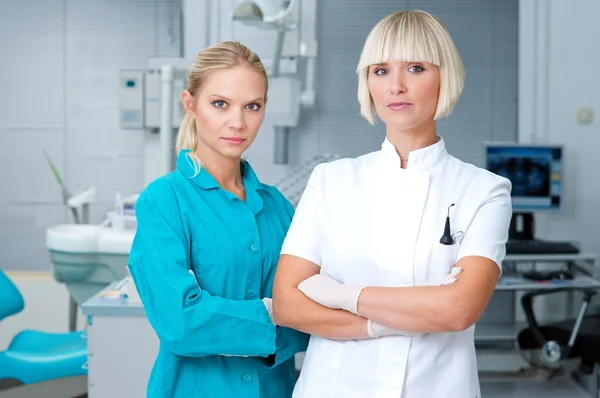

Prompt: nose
[
  {"left": 389, "top": 72, "right": 407, "bottom": 95},
  {"left": 228, "top": 108, "right": 245, "bottom": 130}
]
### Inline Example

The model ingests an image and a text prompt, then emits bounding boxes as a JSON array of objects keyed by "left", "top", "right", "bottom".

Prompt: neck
[
  {"left": 194, "top": 147, "right": 243, "bottom": 190},
  {"left": 385, "top": 119, "right": 439, "bottom": 162}
]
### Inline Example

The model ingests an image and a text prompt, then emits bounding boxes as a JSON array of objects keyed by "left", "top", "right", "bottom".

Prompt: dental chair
[
  {"left": 517, "top": 287, "right": 600, "bottom": 397},
  {"left": 0, "top": 268, "right": 88, "bottom": 398}
]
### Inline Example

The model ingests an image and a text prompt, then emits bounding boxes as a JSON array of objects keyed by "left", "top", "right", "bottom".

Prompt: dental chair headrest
[{"left": 0, "top": 268, "right": 25, "bottom": 322}]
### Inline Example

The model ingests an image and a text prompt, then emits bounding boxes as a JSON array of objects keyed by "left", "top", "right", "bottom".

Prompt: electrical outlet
[{"left": 577, "top": 108, "right": 594, "bottom": 125}]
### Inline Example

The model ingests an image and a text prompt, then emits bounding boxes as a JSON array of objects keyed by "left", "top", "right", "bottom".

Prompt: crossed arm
[
  {"left": 273, "top": 254, "right": 499, "bottom": 338},
  {"left": 355, "top": 256, "right": 499, "bottom": 333},
  {"left": 272, "top": 255, "right": 370, "bottom": 340}
]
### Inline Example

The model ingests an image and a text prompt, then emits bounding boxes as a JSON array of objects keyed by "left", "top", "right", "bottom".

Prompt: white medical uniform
[{"left": 281, "top": 137, "right": 512, "bottom": 398}]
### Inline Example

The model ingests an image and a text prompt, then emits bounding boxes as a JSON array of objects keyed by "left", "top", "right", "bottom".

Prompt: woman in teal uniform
[{"left": 128, "top": 41, "right": 309, "bottom": 398}]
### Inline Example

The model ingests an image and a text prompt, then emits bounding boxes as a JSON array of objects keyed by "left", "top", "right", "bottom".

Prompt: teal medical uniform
[{"left": 128, "top": 150, "right": 309, "bottom": 398}]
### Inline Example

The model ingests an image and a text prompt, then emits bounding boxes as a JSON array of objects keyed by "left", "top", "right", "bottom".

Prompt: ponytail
[{"left": 176, "top": 113, "right": 202, "bottom": 177}]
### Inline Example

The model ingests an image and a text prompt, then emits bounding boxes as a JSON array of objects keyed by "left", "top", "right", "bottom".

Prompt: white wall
[
  {"left": 519, "top": 0, "right": 600, "bottom": 258},
  {"left": 0, "top": 0, "right": 180, "bottom": 271}
]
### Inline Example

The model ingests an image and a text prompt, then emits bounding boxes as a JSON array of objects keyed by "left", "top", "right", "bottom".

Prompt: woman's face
[
  {"left": 367, "top": 61, "right": 440, "bottom": 132},
  {"left": 182, "top": 65, "right": 267, "bottom": 161}
]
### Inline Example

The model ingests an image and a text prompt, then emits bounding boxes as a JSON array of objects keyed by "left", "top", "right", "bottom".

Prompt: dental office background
[{"left": 0, "top": 0, "right": 598, "bottom": 349}]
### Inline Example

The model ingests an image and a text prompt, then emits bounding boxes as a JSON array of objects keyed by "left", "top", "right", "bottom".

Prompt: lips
[
  {"left": 222, "top": 137, "right": 246, "bottom": 145},
  {"left": 387, "top": 102, "right": 412, "bottom": 110}
]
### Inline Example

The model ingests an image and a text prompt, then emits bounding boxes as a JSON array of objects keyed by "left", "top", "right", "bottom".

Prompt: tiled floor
[{"left": 480, "top": 377, "right": 593, "bottom": 398}]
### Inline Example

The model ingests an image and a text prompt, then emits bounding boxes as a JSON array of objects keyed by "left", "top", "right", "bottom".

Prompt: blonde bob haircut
[
  {"left": 356, "top": 10, "right": 465, "bottom": 125},
  {"left": 176, "top": 41, "right": 267, "bottom": 175}
]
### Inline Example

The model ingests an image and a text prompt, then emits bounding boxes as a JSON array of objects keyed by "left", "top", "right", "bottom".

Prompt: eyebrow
[
  {"left": 371, "top": 61, "right": 425, "bottom": 67},
  {"left": 209, "top": 94, "right": 265, "bottom": 102}
]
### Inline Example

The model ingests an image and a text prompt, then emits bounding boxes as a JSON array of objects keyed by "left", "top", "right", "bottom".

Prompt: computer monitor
[{"left": 484, "top": 143, "right": 564, "bottom": 241}]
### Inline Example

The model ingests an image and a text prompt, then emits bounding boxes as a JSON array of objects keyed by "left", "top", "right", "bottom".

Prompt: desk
[
  {"left": 476, "top": 252, "right": 599, "bottom": 344},
  {"left": 82, "top": 285, "right": 157, "bottom": 398},
  {"left": 503, "top": 253, "right": 598, "bottom": 278}
]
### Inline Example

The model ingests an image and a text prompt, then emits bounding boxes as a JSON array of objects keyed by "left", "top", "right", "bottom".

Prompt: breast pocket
[
  {"left": 190, "top": 238, "right": 234, "bottom": 292},
  {"left": 429, "top": 243, "right": 460, "bottom": 285}
]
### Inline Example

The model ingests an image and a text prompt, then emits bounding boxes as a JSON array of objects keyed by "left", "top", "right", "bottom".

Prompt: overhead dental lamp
[
  {"left": 232, "top": 2, "right": 264, "bottom": 24},
  {"left": 232, "top": 0, "right": 297, "bottom": 30}
]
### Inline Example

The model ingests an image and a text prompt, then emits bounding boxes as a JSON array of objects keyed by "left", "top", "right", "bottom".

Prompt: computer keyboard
[{"left": 506, "top": 239, "right": 580, "bottom": 255}]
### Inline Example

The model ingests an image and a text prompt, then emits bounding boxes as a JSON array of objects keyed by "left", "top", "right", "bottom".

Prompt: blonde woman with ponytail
[{"left": 128, "top": 41, "right": 309, "bottom": 398}]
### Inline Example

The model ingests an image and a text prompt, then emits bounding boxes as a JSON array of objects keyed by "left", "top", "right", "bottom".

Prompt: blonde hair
[
  {"left": 176, "top": 41, "right": 267, "bottom": 174},
  {"left": 356, "top": 10, "right": 465, "bottom": 125}
]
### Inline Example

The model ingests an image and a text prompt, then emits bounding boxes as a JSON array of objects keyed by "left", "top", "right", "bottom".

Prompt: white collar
[{"left": 380, "top": 136, "right": 447, "bottom": 172}]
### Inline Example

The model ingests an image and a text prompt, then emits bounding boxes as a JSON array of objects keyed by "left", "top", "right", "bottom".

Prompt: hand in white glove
[
  {"left": 425, "top": 266, "right": 463, "bottom": 286},
  {"left": 367, "top": 319, "right": 421, "bottom": 338},
  {"left": 262, "top": 298, "right": 274, "bottom": 323},
  {"left": 297, "top": 274, "right": 365, "bottom": 315},
  {"left": 367, "top": 266, "right": 464, "bottom": 338}
]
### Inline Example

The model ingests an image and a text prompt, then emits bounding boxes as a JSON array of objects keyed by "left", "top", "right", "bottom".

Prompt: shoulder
[
  {"left": 137, "top": 172, "right": 188, "bottom": 214},
  {"left": 446, "top": 155, "right": 512, "bottom": 198},
  {"left": 308, "top": 150, "right": 380, "bottom": 188},
  {"left": 258, "top": 182, "right": 285, "bottom": 199},
  {"left": 259, "top": 183, "right": 292, "bottom": 208}
]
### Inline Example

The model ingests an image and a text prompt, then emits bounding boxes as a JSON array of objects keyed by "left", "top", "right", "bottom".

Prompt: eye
[
  {"left": 373, "top": 68, "right": 389, "bottom": 76},
  {"left": 212, "top": 100, "right": 227, "bottom": 108},
  {"left": 409, "top": 65, "right": 425, "bottom": 73},
  {"left": 247, "top": 103, "right": 261, "bottom": 111}
]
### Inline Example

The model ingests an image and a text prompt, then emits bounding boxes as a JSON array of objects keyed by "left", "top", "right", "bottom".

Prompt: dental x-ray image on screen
[
  {"left": 488, "top": 156, "right": 550, "bottom": 197},
  {"left": 484, "top": 144, "right": 563, "bottom": 212}
]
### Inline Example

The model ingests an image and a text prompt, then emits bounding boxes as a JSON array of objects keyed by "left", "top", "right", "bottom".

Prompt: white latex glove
[
  {"left": 297, "top": 274, "right": 365, "bottom": 315},
  {"left": 262, "top": 298, "right": 274, "bottom": 323},
  {"left": 367, "top": 319, "right": 421, "bottom": 338},
  {"left": 367, "top": 266, "right": 464, "bottom": 338},
  {"left": 425, "top": 266, "right": 463, "bottom": 286}
]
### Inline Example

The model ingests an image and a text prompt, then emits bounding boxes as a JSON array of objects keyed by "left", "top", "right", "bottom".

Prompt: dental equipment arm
[{"left": 43, "top": 149, "right": 80, "bottom": 224}]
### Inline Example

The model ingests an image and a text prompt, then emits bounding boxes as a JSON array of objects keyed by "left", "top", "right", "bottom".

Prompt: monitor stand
[
  {"left": 507, "top": 213, "right": 580, "bottom": 254},
  {"left": 508, "top": 213, "right": 535, "bottom": 241}
]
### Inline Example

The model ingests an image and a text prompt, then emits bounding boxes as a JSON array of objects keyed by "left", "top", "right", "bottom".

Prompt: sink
[
  {"left": 46, "top": 224, "right": 100, "bottom": 253},
  {"left": 46, "top": 224, "right": 135, "bottom": 305}
]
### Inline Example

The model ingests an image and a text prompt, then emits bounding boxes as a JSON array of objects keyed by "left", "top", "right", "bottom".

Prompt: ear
[{"left": 181, "top": 90, "right": 197, "bottom": 117}]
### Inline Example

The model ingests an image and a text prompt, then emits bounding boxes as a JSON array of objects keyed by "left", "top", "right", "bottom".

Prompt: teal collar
[{"left": 176, "top": 150, "right": 264, "bottom": 214}]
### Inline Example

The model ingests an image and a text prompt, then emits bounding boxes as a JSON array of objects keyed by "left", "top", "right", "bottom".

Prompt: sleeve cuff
[
  {"left": 259, "top": 327, "right": 310, "bottom": 369},
  {"left": 279, "top": 248, "right": 321, "bottom": 268},
  {"left": 252, "top": 299, "right": 278, "bottom": 356}
]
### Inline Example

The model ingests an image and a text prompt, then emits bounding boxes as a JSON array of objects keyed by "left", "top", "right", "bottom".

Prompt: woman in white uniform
[{"left": 272, "top": 10, "right": 512, "bottom": 398}]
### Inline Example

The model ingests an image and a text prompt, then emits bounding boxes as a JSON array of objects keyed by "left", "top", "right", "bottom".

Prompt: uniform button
[
  {"left": 250, "top": 244, "right": 259, "bottom": 254},
  {"left": 242, "top": 372, "right": 253, "bottom": 383}
]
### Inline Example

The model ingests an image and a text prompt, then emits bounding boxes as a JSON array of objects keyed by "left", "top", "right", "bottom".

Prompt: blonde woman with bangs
[
  {"left": 273, "top": 10, "right": 512, "bottom": 398},
  {"left": 128, "top": 41, "right": 309, "bottom": 398}
]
